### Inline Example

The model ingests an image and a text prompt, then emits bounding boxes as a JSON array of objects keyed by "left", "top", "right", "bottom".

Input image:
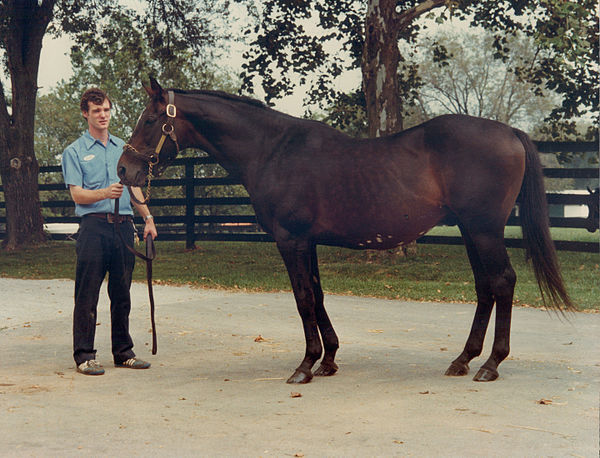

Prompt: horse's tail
[{"left": 514, "top": 128, "right": 575, "bottom": 312}]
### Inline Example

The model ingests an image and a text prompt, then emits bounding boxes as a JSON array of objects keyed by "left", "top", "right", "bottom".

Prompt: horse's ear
[{"left": 144, "top": 76, "right": 166, "bottom": 102}]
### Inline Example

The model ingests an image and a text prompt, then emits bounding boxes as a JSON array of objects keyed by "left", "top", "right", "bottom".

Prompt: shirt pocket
[{"left": 79, "top": 154, "right": 106, "bottom": 188}]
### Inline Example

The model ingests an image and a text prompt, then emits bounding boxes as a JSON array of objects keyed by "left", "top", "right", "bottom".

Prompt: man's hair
[{"left": 80, "top": 88, "right": 112, "bottom": 112}]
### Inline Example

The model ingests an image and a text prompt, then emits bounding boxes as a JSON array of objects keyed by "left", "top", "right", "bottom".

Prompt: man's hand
[
  {"left": 105, "top": 182, "right": 124, "bottom": 199},
  {"left": 144, "top": 218, "right": 158, "bottom": 241}
]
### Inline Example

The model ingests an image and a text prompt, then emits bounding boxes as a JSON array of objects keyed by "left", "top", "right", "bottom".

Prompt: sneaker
[
  {"left": 114, "top": 358, "right": 151, "bottom": 369},
  {"left": 77, "top": 359, "right": 105, "bottom": 376}
]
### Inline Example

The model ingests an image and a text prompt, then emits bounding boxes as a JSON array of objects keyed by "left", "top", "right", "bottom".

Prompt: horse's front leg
[
  {"left": 277, "top": 240, "right": 323, "bottom": 384},
  {"left": 309, "top": 243, "right": 339, "bottom": 377}
]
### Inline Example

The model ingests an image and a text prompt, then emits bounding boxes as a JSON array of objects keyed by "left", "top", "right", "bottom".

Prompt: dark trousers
[{"left": 73, "top": 215, "right": 136, "bottom": 365}]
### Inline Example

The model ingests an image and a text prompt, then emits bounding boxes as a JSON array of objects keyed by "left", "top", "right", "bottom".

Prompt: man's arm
[
  {"left": 130, "top": 186, "right": 158, "bottom": 240},
  {"left": 68, "top": 183, "right": 124, "bottom": 205}
]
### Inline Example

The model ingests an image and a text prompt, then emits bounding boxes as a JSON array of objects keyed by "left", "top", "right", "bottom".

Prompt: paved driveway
[{"left": 1, "top": 278, "right": 598, "bottom": 457}]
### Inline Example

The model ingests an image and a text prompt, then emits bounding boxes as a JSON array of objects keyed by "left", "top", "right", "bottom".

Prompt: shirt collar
[{"left": 83, "top": 130, "right": 118, "bottom": 150}]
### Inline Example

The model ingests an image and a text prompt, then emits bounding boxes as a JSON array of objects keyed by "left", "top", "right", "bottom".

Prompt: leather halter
[
  {"left": 126, "top": 90, "right": 179, "bottom": 205},
  {"left": 149, "top": 90, "right": 178, "bottom": 166}
]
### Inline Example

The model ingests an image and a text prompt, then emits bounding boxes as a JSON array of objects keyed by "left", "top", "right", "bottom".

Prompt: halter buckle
[{"left": 166, "top": 103, "right": 176, "bottom": 118}]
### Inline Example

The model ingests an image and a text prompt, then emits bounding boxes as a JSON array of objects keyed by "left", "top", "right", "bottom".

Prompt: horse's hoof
[
  {"left": 314, "top": 361, "right": 338, "bottom": 377},
  {"left": 473, "top": 367, "right": 499, "bottom": 382},
  {"left": 286, "top": 369, "right": 313, "bottom": 384},
  {"left": 445, "top": 362, "right": 469, "bottom": 376}
]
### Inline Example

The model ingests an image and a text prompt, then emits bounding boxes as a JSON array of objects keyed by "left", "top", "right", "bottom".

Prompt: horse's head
[{"left": 118, "top": 77, "right": 181, "bottom": 187}]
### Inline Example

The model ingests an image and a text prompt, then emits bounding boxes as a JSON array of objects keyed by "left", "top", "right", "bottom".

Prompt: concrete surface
[{"left": 1, "top": 278, "right": 598, "bottom": 457}]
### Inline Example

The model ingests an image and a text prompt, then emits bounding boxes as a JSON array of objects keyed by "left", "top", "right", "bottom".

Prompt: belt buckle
[{"left": 107, "top": 214, "right": 115, "bottom": 224}]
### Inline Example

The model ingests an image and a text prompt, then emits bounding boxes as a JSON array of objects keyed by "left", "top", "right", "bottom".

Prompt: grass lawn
[{"left": 1, "top": 231, "right": 597, "bottom": 310}]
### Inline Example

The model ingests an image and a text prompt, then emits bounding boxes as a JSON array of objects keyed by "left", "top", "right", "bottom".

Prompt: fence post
[{"left": 184, "top": 160, "right": 195, "bottom": 249}]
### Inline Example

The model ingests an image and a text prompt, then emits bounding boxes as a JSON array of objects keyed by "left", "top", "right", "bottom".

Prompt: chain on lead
[{"left": 145, "top": 161, "right": 155, "bottom": 202}]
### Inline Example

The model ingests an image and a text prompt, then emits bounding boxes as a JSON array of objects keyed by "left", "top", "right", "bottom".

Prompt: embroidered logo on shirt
[{"left": 83, "top": 154, "right": 95, "bottom": 161}]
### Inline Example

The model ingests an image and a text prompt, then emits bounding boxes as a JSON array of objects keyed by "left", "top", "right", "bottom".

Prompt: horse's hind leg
[
  {"left": 310, "top": 248, "right": 339, "bottom": 377},
  {"left": 461, "top": 229, "right": 516, "bottom": 381},
  {"left": 446, "top": 226, "right": 495, "bottom": 377}
]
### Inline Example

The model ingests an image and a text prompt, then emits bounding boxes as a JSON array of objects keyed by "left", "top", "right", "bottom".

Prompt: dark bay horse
[{"left": 118, "top": 78, "right": 573, "bottom": 384}]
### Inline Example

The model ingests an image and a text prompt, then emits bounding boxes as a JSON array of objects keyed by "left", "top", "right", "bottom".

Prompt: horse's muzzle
[{"left": 117, "top": 162, "right": 146, "bottom": 187}]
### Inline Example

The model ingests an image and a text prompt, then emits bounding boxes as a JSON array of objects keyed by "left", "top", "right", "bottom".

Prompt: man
[{"left": 61, "top": 88, "right": 158, "bottom": 375}]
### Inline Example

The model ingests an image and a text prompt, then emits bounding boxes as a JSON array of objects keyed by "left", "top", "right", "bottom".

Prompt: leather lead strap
[{"left": 114, "top": 197, "right": 158, "bottom": 355}]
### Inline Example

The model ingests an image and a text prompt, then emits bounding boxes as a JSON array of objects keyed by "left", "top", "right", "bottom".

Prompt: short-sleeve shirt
[{"left": 61, "top": 130, "right": 133, "bottom": 216}]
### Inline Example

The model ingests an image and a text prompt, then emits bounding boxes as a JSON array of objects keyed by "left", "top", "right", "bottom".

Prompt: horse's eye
[{"left": 145, "top": 114, "right": 158, "bottom": 125}]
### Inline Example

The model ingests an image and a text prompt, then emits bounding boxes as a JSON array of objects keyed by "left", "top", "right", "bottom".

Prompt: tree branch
[{"left": 397, "top": 0, "right": 449, "bottom": 30}]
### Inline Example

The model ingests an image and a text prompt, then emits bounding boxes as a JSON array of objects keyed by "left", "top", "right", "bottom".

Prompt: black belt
[{"left": 86, "top": 212, "right": 133, "bottom": 223}]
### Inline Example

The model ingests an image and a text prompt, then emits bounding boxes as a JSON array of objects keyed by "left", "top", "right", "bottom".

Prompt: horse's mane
[{"left": 171, "top": 89, "right": 266, "bottom": 109}]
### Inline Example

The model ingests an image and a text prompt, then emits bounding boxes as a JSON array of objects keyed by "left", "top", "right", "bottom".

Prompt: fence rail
[{"left": 1, "top": 142, "right": 598, "bottom": 252}]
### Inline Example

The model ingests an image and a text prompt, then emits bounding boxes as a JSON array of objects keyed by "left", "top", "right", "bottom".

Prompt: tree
[
  {"left": 0, "top": 1, "right": 53, "bottom": 249},
  {"left": 413, "top": 31, "right": 561, "bottom": 128},
  {"left": 0, "top": 0, "right": 229, "bottom": 250},
  {"left": 239, "top": 0, "right": 598, "bottom": 133}
]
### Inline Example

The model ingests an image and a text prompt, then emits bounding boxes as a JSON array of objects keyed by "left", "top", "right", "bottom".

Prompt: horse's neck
[{"left": 185, "top": 95, "right": 286, "bottom": 182}]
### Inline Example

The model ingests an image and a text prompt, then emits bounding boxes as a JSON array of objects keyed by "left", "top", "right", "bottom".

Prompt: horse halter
[{"left": 125, "top": 90, "right": 180, "bottom": 204}]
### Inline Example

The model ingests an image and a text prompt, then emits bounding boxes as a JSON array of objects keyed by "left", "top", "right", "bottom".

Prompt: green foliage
[
  {"left": 238, "top": 0, "right": 598, "bottom": 133},
  {"left": 323, "top": 90, "right": 368, "bottom": 137},
  {"left": 445, "top": 0, "right": 598, "bottom": 132},
  {"left": 237, "top": 0, "right": 366, "bottom": 106}
]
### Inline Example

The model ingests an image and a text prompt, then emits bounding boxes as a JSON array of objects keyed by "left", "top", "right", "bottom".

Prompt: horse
[{"left": 118, "top": 77, "right": 574, "bottom": 384}]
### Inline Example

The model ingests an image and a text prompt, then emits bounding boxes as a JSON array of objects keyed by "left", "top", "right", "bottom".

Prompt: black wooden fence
[{"left": 1, "top": 141, "right": 598, "bottom": 252}]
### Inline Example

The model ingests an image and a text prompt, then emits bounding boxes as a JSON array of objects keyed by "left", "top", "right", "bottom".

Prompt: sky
[{"left": 38, "top": 34, "right": 73, "bottom": 93}]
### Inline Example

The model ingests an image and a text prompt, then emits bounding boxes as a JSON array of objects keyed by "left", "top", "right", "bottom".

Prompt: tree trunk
[
  {"left": 361, "top": 0, "right": 403, "bottom": 137},
  {"left": 0, "top": 1, "right": 55, "bottom": 250},
  {"left": 360, "top": 0, "right": 448, "bottom": 256},
  {"left": 361, "top": 0, "right": 414, "bottom": 256}
]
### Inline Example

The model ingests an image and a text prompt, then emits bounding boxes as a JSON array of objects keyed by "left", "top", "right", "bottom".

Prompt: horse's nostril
[{"left": 118, "top": 166, "right": 126, "bottom": 178}]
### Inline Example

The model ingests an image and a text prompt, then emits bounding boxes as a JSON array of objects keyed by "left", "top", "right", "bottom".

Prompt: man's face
[{"left": 83, "top": 99, "right": 111, "bottom": 132}]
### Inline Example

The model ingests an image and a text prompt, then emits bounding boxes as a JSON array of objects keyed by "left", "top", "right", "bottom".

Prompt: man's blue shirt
[{"left": 61, "top": 130, "right": 133, "bottom": 216}]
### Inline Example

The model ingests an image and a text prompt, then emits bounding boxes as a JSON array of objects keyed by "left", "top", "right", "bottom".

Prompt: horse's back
[{"left": 254, "top": 113, "right": 527, "bottom": 247}]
